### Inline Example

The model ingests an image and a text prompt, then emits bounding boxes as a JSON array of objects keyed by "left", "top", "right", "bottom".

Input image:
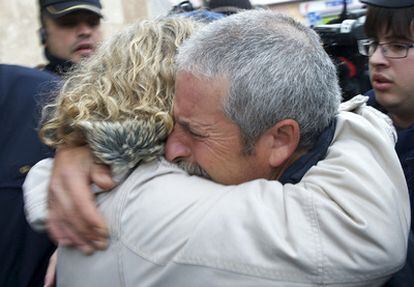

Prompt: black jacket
[
  {"left": 366, "top": 89, "right": 414, "bottom": 287},
  {"left": 0, "top": 64, "right": 57, "bottom": 287}
]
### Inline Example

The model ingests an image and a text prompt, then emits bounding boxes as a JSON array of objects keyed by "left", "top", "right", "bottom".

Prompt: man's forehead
[
  {"left": 175, "top": 72, "right": 205, "bottom": 106},
  {"left": 175, "top": 71, "right": 229, "bottom": 97},
  {"left": 175, "top": 71, "right": 204, "bottom": 91},
  {"left": 173, "top": 71, "right": 229, "bottom": 120},
  {"left": 174, "top": 73, "right": 197, "bottom": 102}
]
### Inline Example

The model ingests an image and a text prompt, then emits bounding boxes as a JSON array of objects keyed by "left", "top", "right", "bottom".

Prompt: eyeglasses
[{"left": 358, "top": 39, "right": 414, "bottom": 59}]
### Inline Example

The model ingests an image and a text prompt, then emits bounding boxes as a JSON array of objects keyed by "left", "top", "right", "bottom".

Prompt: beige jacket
[{"left": 24, "top": 96, "right": 410, "bottom": 286}]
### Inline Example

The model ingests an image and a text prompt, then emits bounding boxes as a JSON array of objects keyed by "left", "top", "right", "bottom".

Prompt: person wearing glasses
[{"left": 359, "top": 1, "right": 414, "bottom": 286}]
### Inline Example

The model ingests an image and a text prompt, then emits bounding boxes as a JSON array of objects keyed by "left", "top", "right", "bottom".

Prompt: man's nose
[
  {"left": 165, "top": 129, "right": 191, "bottom": 163},
  {"left": 76, "top": 22, "right": 93, "bottom": 36},
  {"left": 369, "top": 46, "right": 389, "bottom": 67}
]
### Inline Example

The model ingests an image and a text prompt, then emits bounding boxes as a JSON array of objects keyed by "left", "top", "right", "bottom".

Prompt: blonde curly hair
[{"left": 40, "top": 17, "right": 199, "bottom": 174}]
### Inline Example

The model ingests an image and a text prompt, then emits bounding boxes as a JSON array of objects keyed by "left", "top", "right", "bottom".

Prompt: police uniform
[{"left": 0, "top": 64, "right": 57, "bottom": 287}]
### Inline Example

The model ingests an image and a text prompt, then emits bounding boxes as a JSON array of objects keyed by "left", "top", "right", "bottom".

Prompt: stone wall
[{"left": 0, "top": 0, "right": 149, "bottom": 67}]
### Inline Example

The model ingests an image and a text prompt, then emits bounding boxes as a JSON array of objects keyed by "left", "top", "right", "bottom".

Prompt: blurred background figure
[
  {"left": 207, "top": 0, "right": 252, "bottom": 15},
  {"left": 0, "top": 64, "right": 57, "bottom": 287},
  {"left": 359, "top": 0, "right": 414, "bottom": 285},
  {"left": 37, "top": 0, "right": 103, "bottom": 75},
  {"left": 168, "top": 0, "right": 253, "bottom": 16},
  {"left": 168, "top": 1, "right": 224, "bottom": 22}
]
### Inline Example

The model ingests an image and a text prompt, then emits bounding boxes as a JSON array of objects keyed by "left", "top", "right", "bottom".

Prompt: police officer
[
  {"left": 0, "top": 3, "right": 102, "bottom": 286},
  {"left": 360, "top": 0, "right": 414, "bottom": 286},
  {"left": 38, "top": 0, "right": 103, "bottom": 75},
  {"left": 0, "top": 64, "right": 58, "bottom": 286}
]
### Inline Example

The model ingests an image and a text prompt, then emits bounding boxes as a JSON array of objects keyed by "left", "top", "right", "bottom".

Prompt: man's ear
[
  {"left": 39, "top": 27, "right": 47, "bottom": 45},
  {"left": 265, "top": 119, "right": 300, "bottom": 168}
]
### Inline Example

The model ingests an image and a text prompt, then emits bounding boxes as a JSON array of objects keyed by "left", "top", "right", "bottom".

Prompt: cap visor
[{"left": 45, "top": 2, "right": 102, "bottom": 18}]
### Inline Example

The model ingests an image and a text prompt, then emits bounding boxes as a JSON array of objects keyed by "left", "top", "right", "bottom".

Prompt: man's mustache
[{"left": 175, "top": 160, "right": 210, "bottom": 179}]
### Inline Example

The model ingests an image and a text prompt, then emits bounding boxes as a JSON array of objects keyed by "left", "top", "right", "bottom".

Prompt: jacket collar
[
  {"left": 43, "top": 48, "right": 74, "bottom": 76},
  {"left": 279, "top": 119, "right": 337, "bottom": 185}
]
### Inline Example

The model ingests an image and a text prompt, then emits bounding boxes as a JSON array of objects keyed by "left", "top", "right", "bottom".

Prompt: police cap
[
  {"left": 360, "top": 0, "right": 414, "bottom": 8},
  {"left": 39, "top": 0, "right": 102, "bottom": 18}
]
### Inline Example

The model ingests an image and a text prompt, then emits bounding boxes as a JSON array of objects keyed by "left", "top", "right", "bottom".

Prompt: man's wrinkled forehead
[{"left": 174, "top": 71, "right": 229, "bottom": 102}]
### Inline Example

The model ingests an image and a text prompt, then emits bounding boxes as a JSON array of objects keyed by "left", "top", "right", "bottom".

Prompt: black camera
[{"left": 314, "top": 12, "right": 372, "bottom": 100}]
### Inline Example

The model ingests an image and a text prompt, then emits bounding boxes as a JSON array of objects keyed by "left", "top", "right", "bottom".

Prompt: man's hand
[
  {"left": 47, "top": 145, "right": 115, "bottom": 254},
  {"left": 44, "top": 251, "right": 57, "bottom": 287}
]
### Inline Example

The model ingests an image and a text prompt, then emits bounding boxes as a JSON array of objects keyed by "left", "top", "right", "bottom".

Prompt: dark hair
[{"left": 365, "top": 6, "right": 414, "bottom": 40}]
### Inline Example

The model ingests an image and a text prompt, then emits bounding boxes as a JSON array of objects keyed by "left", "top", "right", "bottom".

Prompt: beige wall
[
  {"left": 0, "top": 0, "right": 309, "bottom": 67},
  {"left": 269, "top": 2, "right": 306, "bottom": 22},
  {"left": 0, "top": 0, "right": 149, "bottom": 67}
]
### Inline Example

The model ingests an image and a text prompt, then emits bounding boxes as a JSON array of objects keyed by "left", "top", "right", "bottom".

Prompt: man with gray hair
[
  {"left": 167, "top": 11, "right": 341, "bottom": 184},
  {"left": 35, "top": 11, "right": 409, "bottom": 286}
]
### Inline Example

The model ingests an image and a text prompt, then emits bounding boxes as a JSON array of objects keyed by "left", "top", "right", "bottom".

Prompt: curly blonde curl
[{"left": 40, "top": 17, "right": 199, "bottom": 151}]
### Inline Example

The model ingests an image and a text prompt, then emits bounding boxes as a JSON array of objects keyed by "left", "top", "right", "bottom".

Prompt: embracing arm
[
  {"left": 23, "top": 146, "right": 114, "bottom": 254},
  {"left": 25, "top": 119, "right": 165, "bottom": 253}
]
